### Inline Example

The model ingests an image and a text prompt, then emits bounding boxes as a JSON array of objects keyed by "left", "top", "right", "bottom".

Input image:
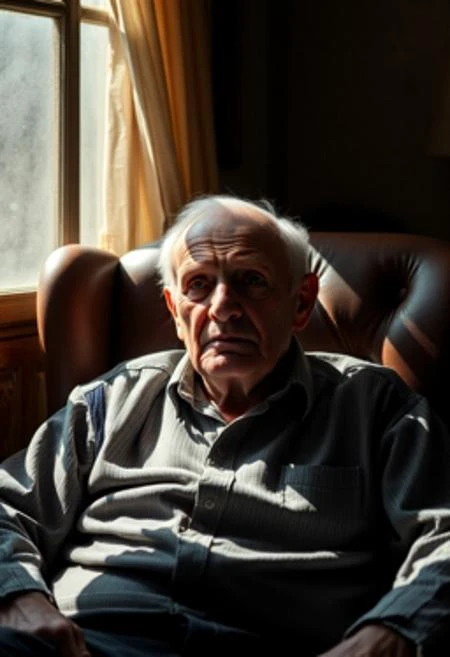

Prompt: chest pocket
[{"left": 280, "top": 464, "right": 363, "bottom": 549}]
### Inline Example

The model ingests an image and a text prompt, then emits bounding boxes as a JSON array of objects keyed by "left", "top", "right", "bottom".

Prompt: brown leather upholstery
[{"left": 37, "top": 233, "right": 450, "bottom": 424}]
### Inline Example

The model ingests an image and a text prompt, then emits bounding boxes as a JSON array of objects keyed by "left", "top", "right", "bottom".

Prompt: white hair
[{"left": 157, "top": 195, "right": 310, "bottom": 291}]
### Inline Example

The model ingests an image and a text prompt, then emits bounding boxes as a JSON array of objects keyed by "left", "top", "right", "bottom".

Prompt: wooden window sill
[{"left": 0, "top": 291, "right": 37, "bottom": 336}]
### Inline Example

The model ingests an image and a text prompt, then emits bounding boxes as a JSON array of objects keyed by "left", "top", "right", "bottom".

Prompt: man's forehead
[
  {"left": 185, "top": 207, "right": 268, "bottom": 239},
  {"left": 178, "top": 208, "right": 280, "bottom": 255}
]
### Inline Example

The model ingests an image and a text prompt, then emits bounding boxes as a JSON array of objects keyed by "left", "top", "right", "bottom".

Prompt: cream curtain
[{"left": 102, "top": 0, "right": 218, "bottom": 255}]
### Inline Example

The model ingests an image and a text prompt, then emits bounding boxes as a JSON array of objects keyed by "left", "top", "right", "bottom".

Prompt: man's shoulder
[
  {"left": 121, "top": 350, "right": 186, "bottom": 376},
  {"left": 81, "top": 349, "right": 186, "bottom": 393},
  {"left": 305, "top": 351, "right": 408, "bottom": 390},
  {"left": 304, "top": 351, "right": 418, "bottom": 421}
]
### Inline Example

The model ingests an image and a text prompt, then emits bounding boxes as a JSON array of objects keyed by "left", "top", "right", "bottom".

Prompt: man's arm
[
  {"left": 317, "top": 624, "right": 414, "bottom": 657},
  {"left": 0, "top": 394, "right": 93, "bottom": 601},
  {"left": 343, "top": 391, "right": 450, "bottom": 654}
]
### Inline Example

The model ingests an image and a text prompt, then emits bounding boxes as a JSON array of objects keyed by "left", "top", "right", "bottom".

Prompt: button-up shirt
[{"left": 0, "top": 341, "right": 449, "bottom": 654}]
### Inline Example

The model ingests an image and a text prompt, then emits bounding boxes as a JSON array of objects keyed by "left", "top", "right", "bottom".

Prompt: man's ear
[
  {"left": 292, "top": 273, "right": 319, "bottom": 332},
  {"left": 163, "top": 287, "right": 184, "bottom": 341}
]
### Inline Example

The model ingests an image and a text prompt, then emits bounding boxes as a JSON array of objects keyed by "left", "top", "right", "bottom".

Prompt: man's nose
[{"left": 208, "top": 282, "right": 242, "bottom": 321}]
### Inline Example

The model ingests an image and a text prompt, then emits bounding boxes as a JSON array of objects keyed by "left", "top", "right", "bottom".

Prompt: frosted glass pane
[
  {"left": 0, "top": 11, "right": 58, "bottom": 291},
  {"left": 80, "top": 23, "right": 109, "bottom": 247}
]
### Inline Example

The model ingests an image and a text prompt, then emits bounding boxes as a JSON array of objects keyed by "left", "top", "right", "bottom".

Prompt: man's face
[{"left": 164, "top": 209, "right": 316, "bottom": 396}]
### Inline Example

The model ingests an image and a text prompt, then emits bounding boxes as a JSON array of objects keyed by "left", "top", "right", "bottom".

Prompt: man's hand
[
  {"left": 317, "top": 624, "right": 414, "bottom": 657},
  {"left": 0, "top": 591, "right": 91, "bottom": 657}
]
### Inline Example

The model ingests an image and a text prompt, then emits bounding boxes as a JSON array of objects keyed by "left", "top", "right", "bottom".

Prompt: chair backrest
[{"left": 37, "top": 232, "right": 450, "bottom": 424}]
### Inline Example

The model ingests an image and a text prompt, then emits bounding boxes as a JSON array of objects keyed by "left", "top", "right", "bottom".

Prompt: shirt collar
[{"left": 167, "top": 337, "right": 313, "bottom": 420}]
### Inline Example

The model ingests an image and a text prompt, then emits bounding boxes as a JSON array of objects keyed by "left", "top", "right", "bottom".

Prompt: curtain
[{"left": 102, "top": 0, "right": 218, "bottom": 255}]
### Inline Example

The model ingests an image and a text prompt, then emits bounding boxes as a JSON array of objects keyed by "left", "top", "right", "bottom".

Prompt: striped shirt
[{"left": 0, "top": 341, "right": 449, "bottom": 654}]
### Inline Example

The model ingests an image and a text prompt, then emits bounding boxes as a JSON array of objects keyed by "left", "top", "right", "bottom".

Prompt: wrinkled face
[{"left": 164, "top": 210, "right": 314, "bottom": 393}]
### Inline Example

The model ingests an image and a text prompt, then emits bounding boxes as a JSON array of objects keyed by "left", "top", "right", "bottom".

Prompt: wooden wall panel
[{"left": 0, "top": 329, "right": 46, "bottom": 462}]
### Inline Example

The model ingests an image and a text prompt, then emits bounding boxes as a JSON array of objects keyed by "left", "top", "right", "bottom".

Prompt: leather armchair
[{"left": 37, "top": 233, "right": 450, "bottom": 425}]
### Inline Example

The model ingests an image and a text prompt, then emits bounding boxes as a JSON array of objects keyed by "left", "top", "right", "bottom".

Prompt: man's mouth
[{"left": 203, "top": 335, "right": 257, "bottom": 353}]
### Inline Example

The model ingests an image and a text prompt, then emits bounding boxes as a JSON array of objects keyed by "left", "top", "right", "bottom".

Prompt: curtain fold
[
  {"left": 154, "top": 0, "right": 218, "bottom": 199},
  {"left": 102, "top": 0, "right": 218, "bottom": 255}
]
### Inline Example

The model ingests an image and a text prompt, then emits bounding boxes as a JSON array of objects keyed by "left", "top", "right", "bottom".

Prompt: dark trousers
[{"left": 0, "top": 611, "right": 268, "bottom": 657}]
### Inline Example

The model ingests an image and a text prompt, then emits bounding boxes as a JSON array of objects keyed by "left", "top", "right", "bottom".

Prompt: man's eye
[
  {"left": 189, "top": 278, "right": 207, "bottom": 289},
  {"left": 186, "top": 277, "right": 210, "bottom": 299},
  {"left": 242, "top": 271, "right": 268, "bottom": 287},
  {"left": 237, "top": 271, "right": 270, "bottom": 298}
]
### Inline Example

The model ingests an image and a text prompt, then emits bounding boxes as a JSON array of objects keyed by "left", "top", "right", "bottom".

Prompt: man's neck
[{"left": 199, "top": 349, "right": 293, "bottom": 422}]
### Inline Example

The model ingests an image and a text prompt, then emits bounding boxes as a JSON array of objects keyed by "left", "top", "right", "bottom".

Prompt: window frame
[{"left": 0, "top": 0, "right": 109, "bottom": 325}]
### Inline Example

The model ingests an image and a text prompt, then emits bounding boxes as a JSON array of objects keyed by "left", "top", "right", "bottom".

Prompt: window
[{"left": 0, "top": 0, "right": 110, "bottom": 299}]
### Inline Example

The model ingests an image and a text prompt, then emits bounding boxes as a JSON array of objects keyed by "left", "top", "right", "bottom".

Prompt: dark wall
[{"left": 212, "top": 0, "right": 450, "bottom": 240}]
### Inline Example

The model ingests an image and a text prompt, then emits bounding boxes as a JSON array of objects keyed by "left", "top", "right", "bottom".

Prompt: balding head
[{"left": 158, "top": 195, "right": 310, "bottom": 292}]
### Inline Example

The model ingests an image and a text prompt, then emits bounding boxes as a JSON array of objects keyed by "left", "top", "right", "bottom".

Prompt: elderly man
[{"left": 0, "top": 195, "right": 449, "bottom": 657}]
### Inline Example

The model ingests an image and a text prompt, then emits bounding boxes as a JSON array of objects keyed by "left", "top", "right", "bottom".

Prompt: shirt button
[
  {"left": 179, "top": 518, "right": 190, "bottom": 533},
  {"left": 204, "top": 498, "right": 216, "bottom": 510}
]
